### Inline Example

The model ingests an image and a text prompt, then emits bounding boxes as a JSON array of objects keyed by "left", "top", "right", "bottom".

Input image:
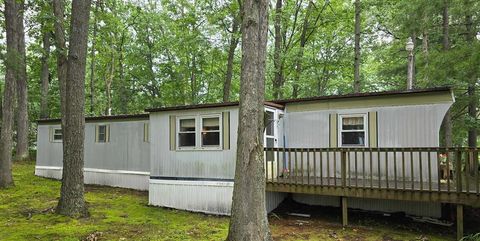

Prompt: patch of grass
[{"left": 0, "top": 162, "right": 458, "bottom": 240}]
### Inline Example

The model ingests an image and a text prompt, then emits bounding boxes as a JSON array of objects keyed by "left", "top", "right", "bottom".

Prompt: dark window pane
[
  {"left": 342, "top": 132, "right": 365, "bottom": 146},
  {"left": 98, "top": 125, "right": 107, "bottom": 142},
  {"left": 266, "top": 138, "right": 275, "bottom": 162},
  {"left": 265, "top": 111, "right": 274, "bottom": 136},
  {"left": 202, "top": 117, "right": 219, "bottom": 131},
  {"left": 53, "top": 129, "right": 62, "bottom": 140},
  {"left": 179, "top": 133, "right": 196, "bottom": 147},
  {"left": 202, "top": 132, "right": 220, "bottom": 146},
  {"left": 342, "top": 117, "right": 364, "bottom": 130},
  {"left": 180, "top": 119, "right": 196, "bottom": 132}
]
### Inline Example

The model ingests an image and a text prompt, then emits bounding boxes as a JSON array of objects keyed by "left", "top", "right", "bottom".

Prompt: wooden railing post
[
  {"left": 456, "top": 150, "right": 462, "bottom": 193},
  {"left": 341, "top": 151, "right": 347, "bottom": 188}
]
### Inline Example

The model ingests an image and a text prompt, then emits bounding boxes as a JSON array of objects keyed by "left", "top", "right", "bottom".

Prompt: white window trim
[
  {"left": 177, "top": 116, "right": 197, "bottom": 150},
  {"left": 51, "top": 128, "right": 63, "bottom": 143},
  {"left": 338, "top": 113, "right": 368, "bottom": 147},
  {"left": 200, "top": 114, "right": 222, "bottom": 150},
  {"left": 176, "top": 114, "right": 223, "bottom": 151}
]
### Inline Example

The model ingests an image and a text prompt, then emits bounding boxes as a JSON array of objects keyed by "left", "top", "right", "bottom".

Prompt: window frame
[
  {"left": 200, "top": 114, "right": 222, "bottom": 149},
  {"left": 51, "top": 127, "right": 63, "bottom": 143},
  {"left": 177, "top": 116, "right": 197, "bottom": 150},
  {"left": 338, "top": 113, "right": 368, "bottom": 147},
  {"left": 176, "top": 114, "right": 223, "bottom": 151},
  {"left": 96, "top": 124, "right": 110, "bottom": 143}
]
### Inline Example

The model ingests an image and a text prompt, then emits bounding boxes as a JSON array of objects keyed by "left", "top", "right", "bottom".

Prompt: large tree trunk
[
  {"left": 465, "top": 1, "right": 477, "bottom": 174},
  {"left": 227, "top": 0, "right": 270, "bottom": 240},
  {"left": 272, "top": 0, "right": 283, "bottom": 99},
  {"left": 56, "top": 0, "right": 91, "bottom": 217},
  {"left": 40, "top": 29, "right": 51, "bottom": 119},
  {"left": 223, "top": 15, "right": 240, "bottom": 102},
  {"left": 353, "top": 0, "right": 361, "bottom": 93},
  {"left": 0, "top": 0, "right": 18, "bottom": 188},
  {"left": 442, "top": 0, "right": 453, "bottom": 149},
  {"left": 15, "top": 0, "right": 29, "bottom": 161}
]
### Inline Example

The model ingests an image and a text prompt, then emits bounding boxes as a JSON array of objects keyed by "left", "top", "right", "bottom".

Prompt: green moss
[{"left": 0, "top": 162, "right": 453, "bottom": 240}]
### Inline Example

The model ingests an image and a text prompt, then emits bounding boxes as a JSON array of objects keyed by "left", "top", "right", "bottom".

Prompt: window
[
  {"left": 178, "top": 118, "right": 196, "bottom": 148},
  {"left": 201, "top": 117, "right": 220, "bottom": 147},
  {"left": 176, "top": 114, "right": 222, "bottom": 150},
  {"left": 52, "top": 128, "right": 62, "bottom": 142},
  {"left": 265, "top": 110, "right": 275, "bottom": 136},
  {"left": 339, "top": 114, "right": 367, "bottom": 147},
  {"left": 96, "top": 125, "right": 109, "bottom": 143}
]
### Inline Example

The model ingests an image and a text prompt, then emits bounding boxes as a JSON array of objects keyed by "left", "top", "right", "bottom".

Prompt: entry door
[{"left": 264, "top": 109, "right": 278, "bottom": 179}]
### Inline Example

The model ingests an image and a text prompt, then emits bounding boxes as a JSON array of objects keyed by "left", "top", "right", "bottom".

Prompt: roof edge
[{"left": 37, "top": 113, "right": 149, "bottom": 124}]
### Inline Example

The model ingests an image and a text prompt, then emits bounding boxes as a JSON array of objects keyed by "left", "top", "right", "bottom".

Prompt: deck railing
[{"left": 264, "top": 147, "right": 479, "bottom": 195}]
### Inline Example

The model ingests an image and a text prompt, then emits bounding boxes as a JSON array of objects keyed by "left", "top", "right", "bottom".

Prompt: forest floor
[{"left": 0, "top": 161, "right": 476, "bottom": 241}]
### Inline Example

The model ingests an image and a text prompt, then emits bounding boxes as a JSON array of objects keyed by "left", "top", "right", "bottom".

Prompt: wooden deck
[{"left": 264, "top": 147, "right": 480, "bottom": 207}]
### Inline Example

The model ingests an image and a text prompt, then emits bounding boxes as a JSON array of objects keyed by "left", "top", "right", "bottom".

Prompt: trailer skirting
[{"left": 34, "top": 166, "right": 149, "bottom": 191}]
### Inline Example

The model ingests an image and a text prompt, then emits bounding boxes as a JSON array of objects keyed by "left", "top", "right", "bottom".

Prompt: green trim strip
[{"left": 329, "top": 114, "right": 338, "bottom": 148}]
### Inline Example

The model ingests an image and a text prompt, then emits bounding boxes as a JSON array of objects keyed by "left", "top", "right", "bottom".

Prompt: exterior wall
[
  {"left": 284, "top": 101, "right": 452, "bottom": 217},
  {"left": 35, "top": 119, "right": 150, "bottom": 190},
  {"left": 149, "top": 106, "right": 239, "bottom": 179}
]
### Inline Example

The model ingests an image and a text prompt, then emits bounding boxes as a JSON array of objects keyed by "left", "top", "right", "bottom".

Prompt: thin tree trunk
[
  {"left": 0, "top": 0, "right": 18, "bottom": 188},
  {"left": 292, "top": 1, "right": 313, "bottom": 98},
  {"left": 223, "top": 15, "right": 240, "bottom": 102},
  {"left": 353, "top": 0, "right": 361, "bottom": 93},
  {"left": 272, "top": 0, "right": 283, "bottom": 99},
  {"left": 56, "top": 0, "right": 91, "bottom": 217},
  {"left": 227, "top": 0, "right": 271, "bottom": 240},
  {"left": 442, "top": 0, "right": 453, "bottom": 149},
  {"left": 40, "top": 29, "right": 51, "bottom": 119},
  {"left": 52, "top": 0, "right": 68, "bottom": 127},
  {"left": 89, "top": 0, "right": 100, "bottom": 115},
  {"left": 190, "top": 55, "right": 197, "bottom": 104},
  {"left": 105, "top": 52, "right": 115, "bottom": 116},
  {"left": 465, "top": 1, "right": 477, "bottom": 173},
  {"left": 118, "top": 33, "right": 128, "bottom": 114},
  {"left": 15, "top": 0, "right": 29, "bottom": 161},
  {"left": 422, "top": 30, "right": 429, "bottom": 84}
]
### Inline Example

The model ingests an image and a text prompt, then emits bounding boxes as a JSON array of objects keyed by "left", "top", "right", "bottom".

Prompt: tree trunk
[
  {"left": 190, "top": 55, "right": 197, "bottom": 104},
  {"left": 40, "top": 29, "right": 51, "bottom": 119},
  {"left": 442, "top": 0, "right": 453, "bottom": 149},
  {"left": 422, "top": 30, "right": 429, "bottom": 84},
  {"left": 292, "top": 1, "right": 313, "bottom": 98},
  {"left": 353, "top": 0, "right": 361, "bottom": 93},
  {"left": 223, "top": 15, "right": 240, "bottom": 102},
  {"left": 15, "top": 0, "right": 29, "bottom": 161},
  {"left": 89, "top": 0, "right": 100, "bottom": 115},
  {"left": 465, "top": 2, "right": 477, "bottom": 173},
  {"left": 105, "top": 52, "right": 115, "bottom": 116},
  {"left": 0, "top": 0, "right": 18, "bottom": 188},
  {"left": 118, "top": 33, "right": 128, "bottom": 114},
  {"left": 56, "top": 0, "right": 91, "bottom": 217},
  {"left": 272, "top": 0, "right": 283, "bottom": 99},
  {"left": 52, "top": 0, "right": 68, "bottom": 127},
  {"left": 227, "top": 0, "right": 271, "bottom": 240}
]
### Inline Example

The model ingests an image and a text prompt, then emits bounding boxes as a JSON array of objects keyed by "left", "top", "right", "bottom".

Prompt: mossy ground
[{"left": 0, "top": 161, "right": 463, "bottom": 240}]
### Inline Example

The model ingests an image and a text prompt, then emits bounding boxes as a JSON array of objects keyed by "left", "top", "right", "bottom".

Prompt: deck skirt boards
[{"left": 35, "top": 166, "right": 149, "bottom": 191}]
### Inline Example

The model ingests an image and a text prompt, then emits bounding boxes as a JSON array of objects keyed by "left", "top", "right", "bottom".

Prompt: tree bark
[
  {"left": 15, "top": 0, "right": 30, "bottom": 161},
  {"left": 223, "top": 14, "right": 240, "bottom": 102},
  {"left": 56, "top": 0, "right": 91, "bottom": 217},
  {"left": 227, "top": 0, "right": 271, "bottom": 240},
  {"left": 52, "top": 0, "right": 68, "bottom": 127},
  {"left": 353, "top": 0, "right": 361, "bottom": 93},
  {"left": 0, "top": 0, "right": 18, "bottom": 188},
  {"left": 40, "top": 29, "right": 51, "bottom": 119},
  {"left": 442, "top": 0, "right": 453, "bottom": 149},
  {"left": 272, "top": 0, "right": 283, "bottom": 99},
  {"left": 89, "top": 0, "right": 100, "bottom": 115}
]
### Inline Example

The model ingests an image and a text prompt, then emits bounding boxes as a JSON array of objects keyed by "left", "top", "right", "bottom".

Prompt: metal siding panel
[{"left": 150, "top": 107, "right": 239, "bottom": 179}]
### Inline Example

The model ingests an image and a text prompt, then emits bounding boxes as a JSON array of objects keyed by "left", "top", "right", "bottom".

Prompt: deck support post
[
  {"left": 341, "top": 196, "right": 348, "bottom": 227},
  {"left": 456, "top": 204, "right": 463, "bottom": 241}
]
